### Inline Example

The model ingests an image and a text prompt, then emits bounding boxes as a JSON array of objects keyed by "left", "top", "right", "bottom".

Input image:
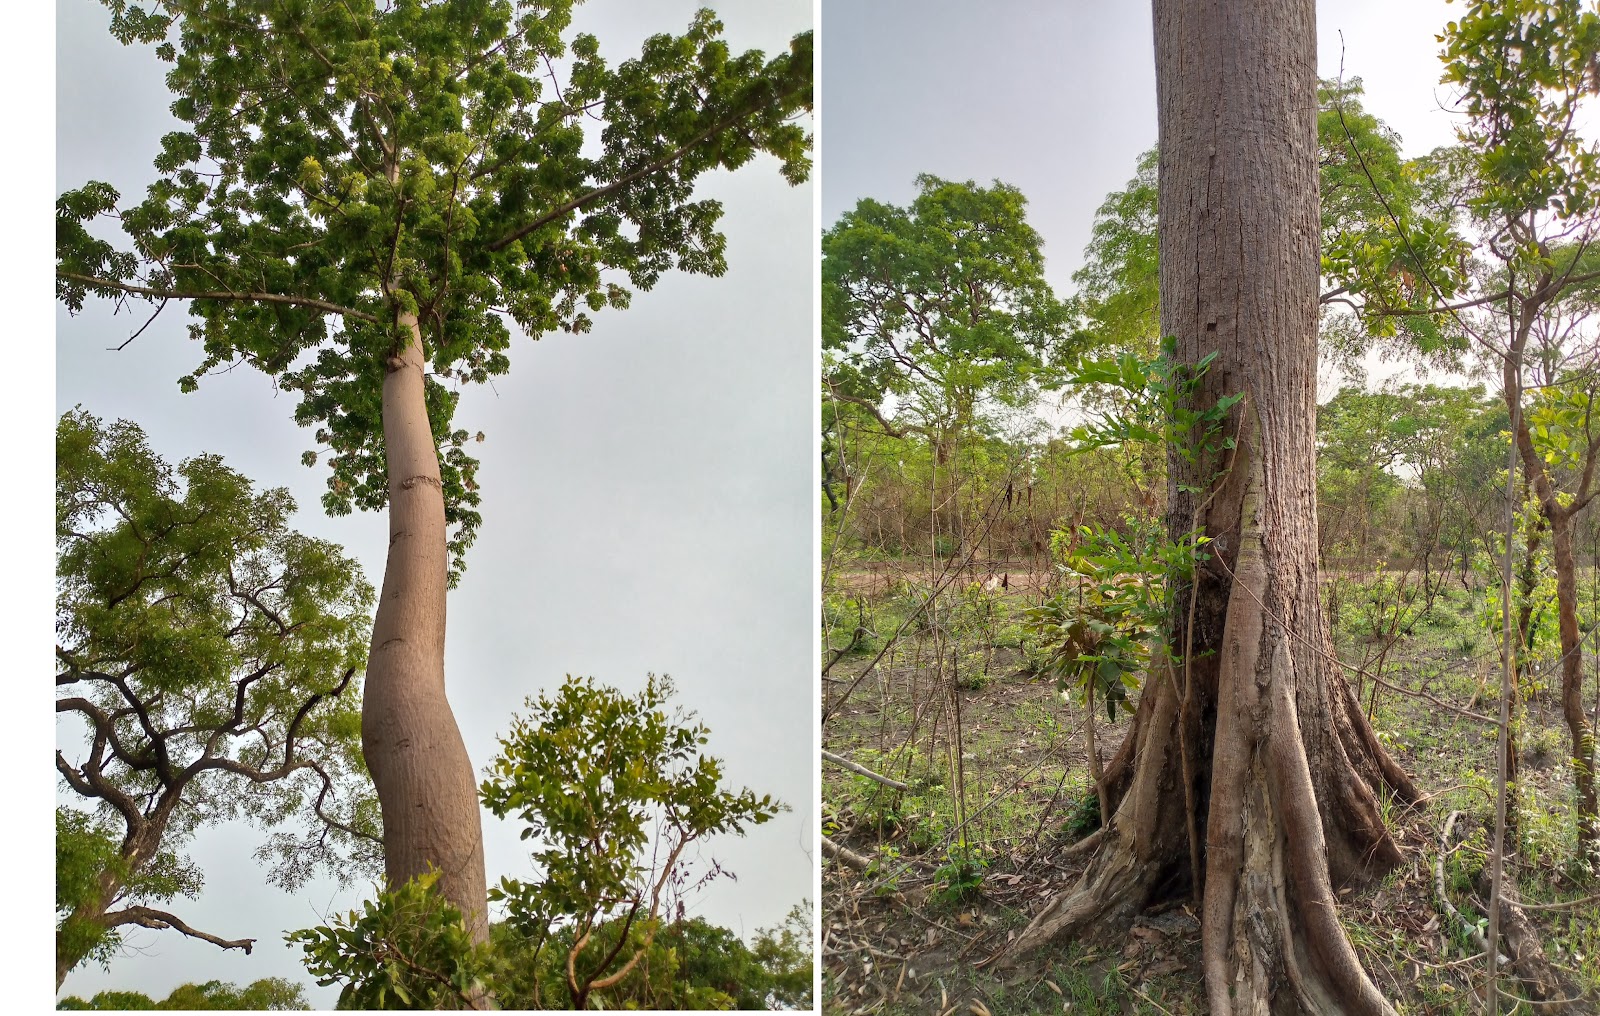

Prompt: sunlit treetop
[{"left": 57, "top": 0, "right": 813, "bottom": 579}]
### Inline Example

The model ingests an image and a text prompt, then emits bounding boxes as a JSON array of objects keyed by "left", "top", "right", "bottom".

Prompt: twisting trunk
[
  {"left": 361, "top": 312, "right": 489, "bottom": 944},
  {"left": 1005, "top": 3, "right": 1417, "bottom": 1012}
]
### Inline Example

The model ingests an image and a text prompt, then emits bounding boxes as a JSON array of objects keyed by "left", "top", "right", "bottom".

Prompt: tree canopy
[
  {"left": 58, "top": 0, "right": 813, "bottom": 579},
  {"left": 57, "top": 977, "right": 310, "bottom": 1010},
  {"left": 55, "top": 409, "right": 379, "bottom": 984},
  {"left": 822, "top": 175, "right": 1070, "bottom": 444}
]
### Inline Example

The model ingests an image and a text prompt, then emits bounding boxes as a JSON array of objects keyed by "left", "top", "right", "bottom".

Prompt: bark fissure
[{"left": 1003, "top": 4, "right": 1417, "bottom": 1012}]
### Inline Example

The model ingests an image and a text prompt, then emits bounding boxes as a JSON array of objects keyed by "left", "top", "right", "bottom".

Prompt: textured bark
[
  {"left": 1004, "top": 3, "right": 1417, "bottom": 1012},
  {"left": 361, "top": 313, "right": 489, "bottom": 945}
]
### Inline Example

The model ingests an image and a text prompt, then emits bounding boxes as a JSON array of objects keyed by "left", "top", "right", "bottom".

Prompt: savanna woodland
[
  {"left": 821, "top": 2, "right": 1600, "bottom": 1014},
  {"left": 56, "top": 0, "right": 813, "bottom": 1008}
]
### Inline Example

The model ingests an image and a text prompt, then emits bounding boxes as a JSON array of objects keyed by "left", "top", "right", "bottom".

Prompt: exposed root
[
  {"left": 1434, "top": 811, "right": 1584, "bottom": 1011},
  {"left": 1433, "top": 812, "right": 1508, "bottom": 966},
  {"left": 1003, "top": 829, "right": 1163, "bottom": 963},
  {"left": 1474, "top": 870, "right": 1584, "bottom": 1012}
]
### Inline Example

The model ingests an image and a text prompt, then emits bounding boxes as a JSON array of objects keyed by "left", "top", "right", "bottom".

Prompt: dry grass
[{"left": 821, "top": 571, "right": 1599, "bottom": 1016}]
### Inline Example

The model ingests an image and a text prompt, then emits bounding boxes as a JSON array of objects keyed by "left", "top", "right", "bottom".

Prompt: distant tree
[
  {"left": 489, "top": 906, "right": 812, "bottom": 1010},
  {"left": 1317, "top": 384, "right": 1496, "bottom": 583},
  {"left": 57, "top": 0, "right": 812, "bottom": 943},
  {"left": 1070, "top": 148, "right": 1159, "bottom": 356},
  {"left": 57, "top": 977, "right": 310, "bottom": 1010},
  {"left": 55, "top": 410, "right": 379, "bottom": 988},
  {"left": 743, "top": 902, "right": 813, "bottom": 1010},
  {"left": 1408, "top": 0, "right": 1600, "bottom": 856},
  {"left": 291, "top": 675, "right": 787, "bottom": 1010},
  {"left": 823, "top": 175, "right": 1070, "bottom": 454}
]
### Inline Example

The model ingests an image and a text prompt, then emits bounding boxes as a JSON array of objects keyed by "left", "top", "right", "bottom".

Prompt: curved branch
[
  {"left": 177, "top": 667, "right": 357, "bottom": 788},
  {"left": 56, "top": 697, "right": 158, "bottom": 772},
  {"left": 56, "top": 749, "right": 145, "bottom": 833},
  {"left": 826, "top": 389, "right": 907, "bottom": 439},
  {"left": 102, "top": 905, "right": 255, "bottom": 954},
  {"left": 308, "top": 760, "right": 385, "bottom": 848},
  {"left": 56, "top": 271, "right": 380, "bottom": 323}
]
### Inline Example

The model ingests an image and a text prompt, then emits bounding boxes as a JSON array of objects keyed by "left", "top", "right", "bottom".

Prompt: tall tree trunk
[
  {"left": 362, "top": 312, "right": 489, "bottom": 943},
  {"left": 1006, "top": 3, "right": 1417, "bottom": 1012}
]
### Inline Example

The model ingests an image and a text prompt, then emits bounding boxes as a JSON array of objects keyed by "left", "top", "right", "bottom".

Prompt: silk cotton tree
[
  {"left": 1004, "top": 3, "right": 1422, "bottom": 1012},
  {"left": 57, "top": 0, "right": 812, "bottom": 942}
]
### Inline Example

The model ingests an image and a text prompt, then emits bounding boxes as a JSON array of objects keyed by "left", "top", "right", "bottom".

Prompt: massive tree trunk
[
  {"left": 1006, "top": 3, "right": 1418, "bottom": 1012},
  {"left": 362, "top": 312, "right": 489, "bottom": 944}
]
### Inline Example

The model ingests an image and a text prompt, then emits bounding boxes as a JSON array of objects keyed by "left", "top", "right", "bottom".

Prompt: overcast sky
[
  {"left": 54, "top": 0, "right": 812, "bottom": 1005},
  {"left": 822, "top": 0, "right": 1461, "bottom": 325}
]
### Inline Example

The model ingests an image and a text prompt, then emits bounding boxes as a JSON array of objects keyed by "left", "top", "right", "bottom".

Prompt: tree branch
[
  {"left": 56, "top": 697, "right": 157, "bottom": 772},
  {"left": 485, "top": 80, "right": 808, "bottom": 254},
  {"left": 102, "top": 905, "right": 255, "bottom": 955},
  {"left": 56, "top": 271, "right": 380, "bottom": 323},
  {"left": 57, "top": 749, "right": 146, "bottom": 833}
]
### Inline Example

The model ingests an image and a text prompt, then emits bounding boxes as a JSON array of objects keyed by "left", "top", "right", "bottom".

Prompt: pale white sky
[
  {"left": 52, "top": 0, "right": 813, "bottom": 1006},
  {"left": 822, "top": 0, "right": 1460, "bottom": 286}
]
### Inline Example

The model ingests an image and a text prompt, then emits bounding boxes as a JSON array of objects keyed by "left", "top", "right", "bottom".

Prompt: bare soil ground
[{"left": 821, "top": 571, "right": 1600, "bottom": 1016}]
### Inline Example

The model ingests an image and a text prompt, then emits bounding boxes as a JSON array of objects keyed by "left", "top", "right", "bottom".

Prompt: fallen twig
[
  {"left": 823, "top": 836, "right": 874, "bottom": 871},
  {"left": 823, "top": 748, "right": 910, "bottom": 791}
]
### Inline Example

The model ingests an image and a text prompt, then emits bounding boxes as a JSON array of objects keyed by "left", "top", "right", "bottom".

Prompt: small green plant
[
  {"left": 293, "top": 675, "right": 789, "bottom": 1010},
  {"left": 929, "top": 845, "right": 989, "bottom": 906},
  {"left": 1064, "top": 792, "right": 1102, "bottom": 842},
  {"left": 864, "top": 846, "right": 904, "bottom": 896},
  {"left": 291, "top": 870, "right": 493, "bottom": 1010},
  {"left": 823, "top": 592, "right": 879, "bottom": 657}
]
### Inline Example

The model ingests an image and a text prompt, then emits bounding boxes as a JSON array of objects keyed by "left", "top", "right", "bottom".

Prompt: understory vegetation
[{"left": 822, "top": 416, "right": 1600, "bottom": 1015}]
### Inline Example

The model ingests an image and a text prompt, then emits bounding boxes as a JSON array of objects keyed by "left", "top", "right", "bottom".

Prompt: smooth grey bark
[{"left": 361, "top": 312, "right": 489, "bottom": 946}]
